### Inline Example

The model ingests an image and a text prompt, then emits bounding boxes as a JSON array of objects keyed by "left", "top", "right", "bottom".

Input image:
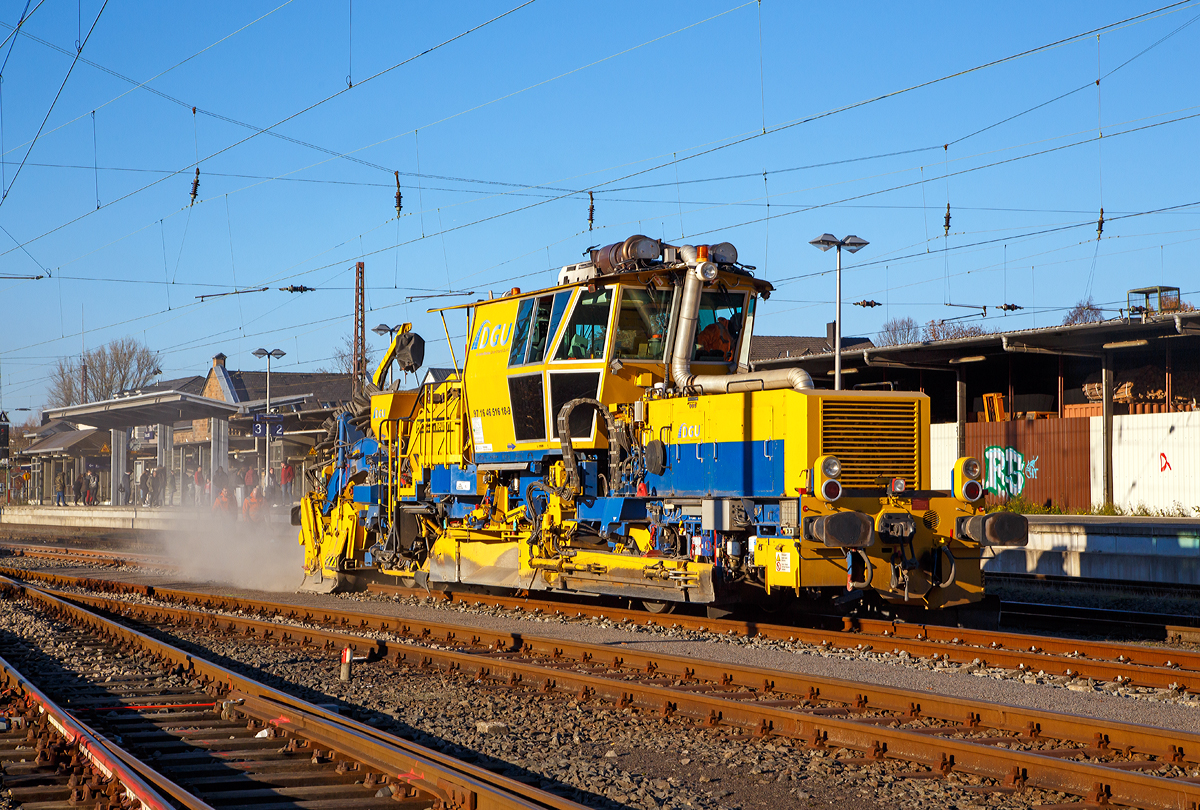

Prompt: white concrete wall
[
  {"left": 929, "top": 422, "right": 959, "bottom": 490},
  {"left": 1102, "top": 411, "right": 1200, "bottom": 513}
]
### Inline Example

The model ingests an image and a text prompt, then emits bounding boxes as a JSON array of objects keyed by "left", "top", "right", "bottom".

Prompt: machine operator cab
[{"left": 456, "top": 236, "right": 770, "bottom": 466}]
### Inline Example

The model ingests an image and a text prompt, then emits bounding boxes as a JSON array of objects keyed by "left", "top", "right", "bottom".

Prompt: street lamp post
[
  {"left": 809, "top": 234, "right": 869, "bottom": 391},
  {"left": 252, "top": 348, "right": 286, "bottom": 492}
]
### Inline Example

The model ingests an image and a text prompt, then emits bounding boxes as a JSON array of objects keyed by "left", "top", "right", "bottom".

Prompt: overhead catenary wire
[
  {"left": 9, "top": 4, "right": 1200, "bottom": 386},
  {"left": 0, "top": 0, "right": 108, "bottom": 209},
  {"left": 0, "top": 0, "right": 538, "bottom": 258},
  {"left": 3, "top": 0, "right": 1179, "bottom": 272}
]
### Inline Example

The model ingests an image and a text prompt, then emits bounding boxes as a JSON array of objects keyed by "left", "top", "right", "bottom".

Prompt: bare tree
[
  {"left": 318, "top": 333, "right": 376, "bottom": 376},
  {"left": 48, "top": 337, "right": 161, "bottom": 407},
  {"left": 8, "top": 415, "right": 40, "bottom": 453},
  {"left": 922, "top": 319, "right": 989, "bottom": 342},
  {"left": 1062, "top": 296, "right": 1104, "bottom": 326},
  {"left": 876, "top": 316, "right": 921, "bottom": 346}
]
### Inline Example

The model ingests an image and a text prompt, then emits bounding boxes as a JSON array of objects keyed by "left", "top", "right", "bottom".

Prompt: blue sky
[{"left": 1, "top": 1, "right": 1198, "bottom": 411}]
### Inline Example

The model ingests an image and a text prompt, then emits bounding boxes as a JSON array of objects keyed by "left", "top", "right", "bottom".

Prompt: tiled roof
[{"left": 225, "top": 370, "right": 353, "bottom": 407}]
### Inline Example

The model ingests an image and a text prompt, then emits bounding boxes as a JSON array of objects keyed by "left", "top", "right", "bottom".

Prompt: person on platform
[
  {"left": 212, "top": 467, "right": 228, "bottom": 502},
  {"left": 72, "top": 472, "right": 83, "bottom": 506},
  {"left": 194, "top": 466, "right": 206, "bottom": 506},
  {"left": 211, "top": 486, "right": 234, "bottom": 519},
  {"left": 242, "top": 486, "right": 264, "bottom": 523},
  {"left": 85, "top": 470, "right": 98, "bottom": 505},
  {"left": 138, "top": 468, "right": 151, "bottom": 506},
  {"left": 244, "top": 465, "right": 259, "bottom": 493},
  {"left": 164, "top": 471, "right": 176, "bottom": 507},
  {"left": 54, "top": 471, "right": 66, "bottom": 506},
  {"left": 280, "top": 462, "right": 294, "bottom": 503}
]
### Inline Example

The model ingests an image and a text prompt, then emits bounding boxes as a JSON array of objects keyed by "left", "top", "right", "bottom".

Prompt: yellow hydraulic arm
[{"left": 372, "top": 323, "right": 413, "bottom": 388}]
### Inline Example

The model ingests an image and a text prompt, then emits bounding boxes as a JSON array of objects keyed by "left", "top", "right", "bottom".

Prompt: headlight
[
  {"left": 821, "top": 456, "right": 841, "bottom": 478},
  {"left": 696, "top": 261, "right": 718, "bottom": 281},
  {"left": 963, "top": 458, "right": 981, "bottom": 480},
  {"left": 960, "top": 479, "right": 983, "bottom": 502}
]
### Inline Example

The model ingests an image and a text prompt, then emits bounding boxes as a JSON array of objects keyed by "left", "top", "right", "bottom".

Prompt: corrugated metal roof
[{"left": 22, "top": 428, "right": 101, "bottom": 456}]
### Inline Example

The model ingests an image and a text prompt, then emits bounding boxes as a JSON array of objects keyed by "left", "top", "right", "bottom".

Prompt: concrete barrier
[{"left": 984, "top": 514, "right": 1200, "bottom": 586}]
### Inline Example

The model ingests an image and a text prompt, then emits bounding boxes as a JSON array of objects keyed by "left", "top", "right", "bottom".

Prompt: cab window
[
  {"left": 692, "top": 289, "right": 746, "bottom": 362},
  {"left": 526, "top": 291, "right": 570, "bottom": 364},
  {"left": 614, "top": 286, "right": 674, "bottom": 361},
  {"left": 508, "top": 298, "right": 535, "bottom": 366},
  {"left": 553, "top": 287, "right": 613, "bottom": 361}
]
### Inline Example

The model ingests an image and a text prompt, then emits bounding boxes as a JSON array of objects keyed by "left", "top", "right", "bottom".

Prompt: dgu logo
[
  {"left": 676, "top": 424, "right": 701, "bottom": 439},
  {"left": 470, "top": 321, "right": 512, "bottom": 353}
]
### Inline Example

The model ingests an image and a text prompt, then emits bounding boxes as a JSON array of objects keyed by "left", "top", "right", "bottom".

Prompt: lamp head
[
  {"left": 269, "top": 349, "right": 286, "bottom": 359},
  {"left": 842, "top": 235, "right": 869, "bottom": 254},
  {"left": 372, "top": 324, "right": 393, "bottom": 337},
  {"left": 252, "top": 348, "right": 269, "bottom": 359},
  {"left": 809, "top": 233, "right": 839, "bottom": 252}
]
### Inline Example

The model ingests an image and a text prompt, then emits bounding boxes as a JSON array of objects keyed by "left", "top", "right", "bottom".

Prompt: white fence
[
  {"left": 929, "top": 423, "right": 959, "bottom": 490},
  {"left": 1095, "top": 411, "right": 1200, "bottom": 513}
]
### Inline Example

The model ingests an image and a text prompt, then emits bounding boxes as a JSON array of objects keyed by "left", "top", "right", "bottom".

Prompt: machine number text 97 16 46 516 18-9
[{"left": 472, "top": 406, "right": 511, "bottom": 417}]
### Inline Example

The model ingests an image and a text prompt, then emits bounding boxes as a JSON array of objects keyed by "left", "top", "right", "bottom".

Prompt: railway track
[
  {"left": 0, "top": 540, "right": 168, "bottom": 569},
  {"left": 0, "top": 577, "right": 593, "bottom": 810},
  {"left": 1, "top": 556, "right": 1197, "bottom": 694},
  {"left": 1, "top": 569, "right": 1199, "bottom": 809}
]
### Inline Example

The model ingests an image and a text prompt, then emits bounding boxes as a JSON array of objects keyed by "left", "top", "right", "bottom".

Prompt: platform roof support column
[
  {"left": 210, "top": 417, "right": 229, "bottom": 494},
  {"left": 956, "top": 369, "right": 967, "bottom": 458},
  {"left": 110, "top": 429, "right": 127, "bottom": 505},
  {"left": 156, "top": 423, "right": 173, "bottom": 469},
  {"left": 1102, "top": 351, "right": 1114, "bottom": 506}
]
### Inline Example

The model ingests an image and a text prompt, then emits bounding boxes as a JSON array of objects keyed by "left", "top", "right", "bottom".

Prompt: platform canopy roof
[{"left": 44, "top": 390, "right": 240, "bottom": 430}]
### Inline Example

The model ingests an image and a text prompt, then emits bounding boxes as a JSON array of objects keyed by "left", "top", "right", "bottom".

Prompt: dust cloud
[{"left": 156, "top": 513, "right": 301, "bottom": 593}]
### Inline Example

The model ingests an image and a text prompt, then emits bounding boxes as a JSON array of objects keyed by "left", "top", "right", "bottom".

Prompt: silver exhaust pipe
[{"left": 670, "top": 249, "right": 813, "bottom": 394}]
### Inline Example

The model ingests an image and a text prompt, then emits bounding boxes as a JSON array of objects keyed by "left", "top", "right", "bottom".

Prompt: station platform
[
  {"left": 984, "top": 514, "right": 1200, "bottom": 586},
  {"left": 0, "top": 503, "right": 292, "bottom": 534}
]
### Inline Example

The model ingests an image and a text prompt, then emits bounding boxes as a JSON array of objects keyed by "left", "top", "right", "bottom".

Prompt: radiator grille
[{"left": 820, "top": 399, "right": 920, "bottom": 488}]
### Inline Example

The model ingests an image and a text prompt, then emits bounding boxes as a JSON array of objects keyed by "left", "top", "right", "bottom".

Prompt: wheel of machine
[{"left": 642, "top": 599, "right": 676, "bottom": 614}]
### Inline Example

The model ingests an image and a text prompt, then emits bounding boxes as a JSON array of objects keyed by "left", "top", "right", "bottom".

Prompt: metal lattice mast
[{"left": 352, "top": 261, "right": 365, "bottom": 396}]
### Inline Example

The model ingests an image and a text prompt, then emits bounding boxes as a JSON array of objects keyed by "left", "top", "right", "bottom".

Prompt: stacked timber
[{"left": 1083, "top": 365, "right": 1200, "bottom": 408}]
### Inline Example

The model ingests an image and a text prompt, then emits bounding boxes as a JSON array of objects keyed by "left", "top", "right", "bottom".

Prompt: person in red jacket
[
  {"left": 280, "top": 463, "right": 295, "bottom": 503},
  {"left": 211, "top": 486, "right": 235, "bottom": 520},
  {"left": 242, "top": 486, "right": 265, "bottom": 523}
]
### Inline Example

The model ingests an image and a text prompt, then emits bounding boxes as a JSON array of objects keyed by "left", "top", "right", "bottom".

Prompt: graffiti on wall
[{"left": 984, "top": 445, "right": 1040, "bottom": 498}]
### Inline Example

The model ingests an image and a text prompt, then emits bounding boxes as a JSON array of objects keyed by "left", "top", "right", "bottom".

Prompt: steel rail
[
  {"left": 364, "top": 582, "right": 1200, "bottom": 690},
  {"left": 26, "top": 576, "right": 1200, "bottom": 810},
  {"left": 0, "top": 575, "right": 591, "bottom": 810},
  {"left": 0, "top": 652, "right": 205, "bottom": 810},
  {"left": 2, "top": 564, "right": 1198, "bottom": 690},
  {"left": 0, "top": 541, "right": 163, "bottom": 568}
]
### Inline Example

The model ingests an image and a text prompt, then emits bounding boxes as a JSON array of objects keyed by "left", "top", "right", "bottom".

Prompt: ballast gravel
[
  {"left": 3, "top": 554, "right": 1199, "bottom": 734},
  {"left": 0, "top": 593, "right": 1098, "bottom": 810}
]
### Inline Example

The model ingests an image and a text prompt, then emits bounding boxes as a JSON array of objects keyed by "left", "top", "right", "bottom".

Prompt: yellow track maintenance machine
[{"left": 298, "top": 235, "right": 1027, "bottom": 623}]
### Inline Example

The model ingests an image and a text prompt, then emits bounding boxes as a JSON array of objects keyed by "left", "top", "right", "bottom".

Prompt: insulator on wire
[
  {"left": 852, "top": 299, "right": 881, "bottom": 308},
  {"left": 998, "top": 303, "right": 1024, "bottom": 312},
  {"left": 943, "top": 203, "right": 951, "bottom": 237},
  {"left": 279, "top": 285, "right": 315, "bottom": 293},
  {"left": 1096, "top": 207, "right": 1104, "bottom": 240},
  {"left": 588, "top": 191, "right": 594, "bottom": 232},
  {"left": 394, "top": 171, "right": 403, "bottom": 217},
  {"left": 190, "top": 167, "right": 200, "bottom": 206}
]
